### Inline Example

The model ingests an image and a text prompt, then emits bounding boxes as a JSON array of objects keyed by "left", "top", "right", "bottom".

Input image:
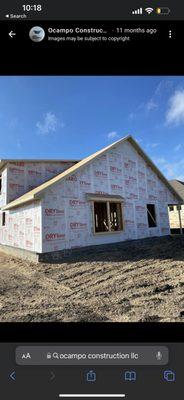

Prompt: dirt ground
[{"left": 0, "top": 235, "right": 184, "bottom": 322}]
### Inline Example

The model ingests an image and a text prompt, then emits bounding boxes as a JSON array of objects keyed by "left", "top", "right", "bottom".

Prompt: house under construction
[{"left": 0, "top": 135, "right": 183, "bottom": 261}]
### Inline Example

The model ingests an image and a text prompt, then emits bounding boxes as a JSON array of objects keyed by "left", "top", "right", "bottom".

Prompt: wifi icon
[{"left": 145, "top": 7, "right": 154, "bottom": 14}]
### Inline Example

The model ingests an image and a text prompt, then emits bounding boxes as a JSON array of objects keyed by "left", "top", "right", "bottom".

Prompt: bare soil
[{"left": 0, "top": 235, "right": 184, "bottom": 322}]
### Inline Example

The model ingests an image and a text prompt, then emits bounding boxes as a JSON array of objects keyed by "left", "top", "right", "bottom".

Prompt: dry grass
[{"left": 0, "top": 235, "right": 184, "bottom": 322}]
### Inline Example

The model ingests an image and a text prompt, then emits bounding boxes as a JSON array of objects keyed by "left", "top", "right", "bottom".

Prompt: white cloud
[
  {"left": 166, "top": 90, "right": 184, "bottom": 125},
  {"left": 107, "top": 131, "right": 119, "bottom": 140},
  {"left": 36, "top": 112, "right": 60, "bottom": 135},
  {"left": 153, "top": 157, "right": 166, "bottom": 165},
  {"left": 153, "top": 156, "right": 184, "bottom": 181},
  {"left": 128, "top": 96, "right": 157, "bottom": 120},
  {"left": 155, "top": 80, "right": 173, "bottom": 96},
  {"left": 150, "top": 143, "right": 159, "bottom": 148},
  {"left": 135, "top": 138, "right": 143, "bottom": 144},
  {"left": 146, "top": 99, "right": 158, "bottom": 112},
  {"left": 146, "top": 142, "right": 160, "bottom": 150},
  {"left": 174, "top": 144, "right": 182, "bottom": 152},
  {"left": 128, "top": 112, "right": 136, "bottom": 120}
]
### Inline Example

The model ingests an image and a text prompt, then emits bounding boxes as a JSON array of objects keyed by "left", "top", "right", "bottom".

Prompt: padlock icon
[
  {"left": 47, "top": 352, "right": 52, "bottom": 359},
  {"left": 86, "top": 370, "right": 96, "bottom": 382}
]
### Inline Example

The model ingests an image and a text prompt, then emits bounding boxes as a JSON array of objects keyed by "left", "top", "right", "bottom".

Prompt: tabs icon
[{"left": 164, "top": 370, "right": 176, "bottom": 382}]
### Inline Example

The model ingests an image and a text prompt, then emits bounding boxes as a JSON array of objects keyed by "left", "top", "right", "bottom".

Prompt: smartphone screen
[{"left": 0, "top": 1, "right": 183, "bottom": 398}]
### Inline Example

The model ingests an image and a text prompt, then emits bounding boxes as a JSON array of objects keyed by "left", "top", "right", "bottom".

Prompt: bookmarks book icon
[{"left": 124, "top": 371, "right": 137, "bottom": 381}]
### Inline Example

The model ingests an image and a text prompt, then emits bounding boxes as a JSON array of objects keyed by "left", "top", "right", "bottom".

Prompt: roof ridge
[{"left": 2, "top": 135, "right": 183, "bottom": 210}]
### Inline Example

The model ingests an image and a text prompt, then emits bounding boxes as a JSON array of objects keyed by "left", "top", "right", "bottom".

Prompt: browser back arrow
[
  {"left": 10, "top": 371, "right": 16, "bottom": 381},
  {"left": 9, "top": 31, "right": 16, "bottom": 38}
]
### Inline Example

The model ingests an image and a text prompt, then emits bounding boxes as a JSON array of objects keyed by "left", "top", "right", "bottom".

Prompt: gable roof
[
  {"left": 0, "top": 159, "right": 79, "bottom": 172},
  {"left": 170, "top": 180, "right": 184, "bottom": 201},
  {"left": 2, "top": 135, "right": 183, "bottom": 210}
]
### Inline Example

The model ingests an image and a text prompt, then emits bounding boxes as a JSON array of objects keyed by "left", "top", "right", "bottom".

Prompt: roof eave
[
  {"left": 2, "top": 134, "right": 183, "bottom": 209},
  {"left": 1, "top": 194, "right": 42, "bottom": 211}
]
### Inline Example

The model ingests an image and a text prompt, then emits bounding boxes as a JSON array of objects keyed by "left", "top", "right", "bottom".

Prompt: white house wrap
[{"left": 0, "top": 136, "right": 182, "bottom": 260}]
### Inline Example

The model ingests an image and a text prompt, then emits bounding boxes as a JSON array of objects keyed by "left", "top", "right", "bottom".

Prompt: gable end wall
[{"left": 41, "top": 141, "right": 178, "bottom": 253}]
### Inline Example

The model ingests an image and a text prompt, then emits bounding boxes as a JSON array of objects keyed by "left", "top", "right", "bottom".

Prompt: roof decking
[
  {"left": 170, "top": 180, "right": 184, "bottom": 201},
  {"left": 2, "top": 135, "right": 183, "bottom": 210}
]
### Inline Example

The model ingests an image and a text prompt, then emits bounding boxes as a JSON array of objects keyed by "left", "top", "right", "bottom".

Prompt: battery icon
[{"left": 156, "top": 7, "right": 170, "bottom": 15}]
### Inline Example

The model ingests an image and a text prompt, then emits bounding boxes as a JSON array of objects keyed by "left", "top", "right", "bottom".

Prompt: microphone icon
[{"left": 156, "top": 351, "right": 162, "bottom": 361}]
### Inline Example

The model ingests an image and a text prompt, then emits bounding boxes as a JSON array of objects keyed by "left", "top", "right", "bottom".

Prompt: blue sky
[{"left": 0, "top": 76, "right": 184, "bottom": 180}]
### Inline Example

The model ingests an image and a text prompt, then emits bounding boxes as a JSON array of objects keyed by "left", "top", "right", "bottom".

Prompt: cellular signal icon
[
  {"left": 145, "top": 7, "right": 154, "bottom": 14},
  {"left": 132, "top": 8, "right": 143, "bottom": 15}
]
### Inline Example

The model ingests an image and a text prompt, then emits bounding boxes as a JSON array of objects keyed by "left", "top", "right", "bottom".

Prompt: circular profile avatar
[{"left": 29, "top": 26, "right": 45, "bottom": 42}]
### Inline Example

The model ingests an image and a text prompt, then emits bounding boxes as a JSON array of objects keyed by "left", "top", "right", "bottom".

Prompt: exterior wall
[
  {"left": 0, "top": 167, "right": 8, "bottom": 207},
  {"left": 6, "top": 161, "right": 77, "bottom": 204},
  {"left": 0, "top": 167, "right": 8, "bottom": 234},
  {"left": 168, "top": 205, "right": 184, "bottom": 229},
  {"left": 0, "top": 201, "right": 42, "bottom": 253},
  {"left": 0, "top": 161, "right": 77, "bottom": 251},
  {"left": 41, "top": 141, "right": 178, "bottom": 253}
]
